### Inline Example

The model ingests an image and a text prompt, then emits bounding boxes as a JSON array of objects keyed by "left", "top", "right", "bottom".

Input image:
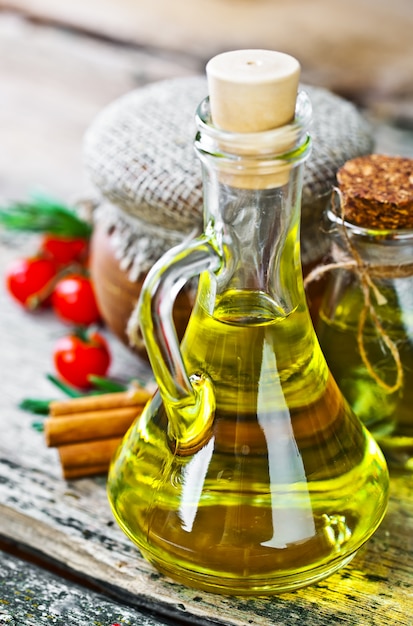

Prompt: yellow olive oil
[
  {"left": 108, "top": 289, "right": 389, "bottom": 594},
  {"left": 317, "top": 284, "right": 413, "bottom": 469}
]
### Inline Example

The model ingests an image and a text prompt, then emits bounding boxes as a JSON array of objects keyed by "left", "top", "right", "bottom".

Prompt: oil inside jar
[
  {"left": 108, "top": 288, "right": 388, "bottom": 595},
  {"left": 317, "top": 275, "right": 413, "bottom": 470}
]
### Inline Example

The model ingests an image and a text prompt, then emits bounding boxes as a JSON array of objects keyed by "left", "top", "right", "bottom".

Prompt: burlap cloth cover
[{"left": 83, "top": 76, "right": 373, "bottom": 281}]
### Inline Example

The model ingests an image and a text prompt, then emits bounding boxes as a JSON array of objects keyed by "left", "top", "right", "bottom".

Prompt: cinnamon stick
[
  {"left": 58, "top": 437, "right": 122, "bottom": 475},
  {"left": 62, "top": 463, "right": 110, "bottom": 480},
  {"left": 44, "top": 406, "right": 140, "bottom": 447},
  {"left": 44, "top": 386, "right": 154, "bottom": 479},
  {"left": 49, "top": 388, "right": 151, "bottom": 416}
]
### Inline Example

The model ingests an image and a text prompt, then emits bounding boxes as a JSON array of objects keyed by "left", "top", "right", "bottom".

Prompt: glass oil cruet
[{"left": 107, "top": 50, "right": 389, "bottom": 595}]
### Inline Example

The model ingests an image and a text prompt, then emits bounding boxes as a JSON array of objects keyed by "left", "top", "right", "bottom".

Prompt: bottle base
[{"left": 140, "top": 549, "right": 357, "bottom": 596}]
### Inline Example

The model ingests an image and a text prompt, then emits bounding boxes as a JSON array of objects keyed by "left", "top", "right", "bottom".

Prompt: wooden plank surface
[
  {"left": 0, "top": 9, "right": 413, "bottom": 626},
  {"left": 2, "top": 0, "right": 413, "bottom": 120},
  {"left": 0, "top": 13, "right": 200, "bottom": 202},
  {"left": 0, "top": 10, "right": 412, "bottom": 209},
  {"left": 0, "top": 550, "right": 170, "bottom": 626}
]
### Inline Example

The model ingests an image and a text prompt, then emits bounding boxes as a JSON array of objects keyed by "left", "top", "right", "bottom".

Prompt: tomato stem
[{"left": 26, "top": 263, "right": 86, "bottom": 310}]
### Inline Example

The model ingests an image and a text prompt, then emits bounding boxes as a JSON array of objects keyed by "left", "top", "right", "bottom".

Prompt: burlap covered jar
[{"left": 83, "top": 76, "right": 373, "bottom": 356}]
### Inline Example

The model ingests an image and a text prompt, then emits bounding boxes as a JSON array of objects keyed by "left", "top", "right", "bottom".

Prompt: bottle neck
[{"left": 195, "top": 91, "right": 312, "bottom": 316}]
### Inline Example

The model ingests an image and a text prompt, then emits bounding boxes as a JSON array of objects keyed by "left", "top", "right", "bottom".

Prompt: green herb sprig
[
  {"left": 20, "top": 374, "right": 130, "bottom": 428},
  {"left": 0, "top": 193, "right": 92, "bottom": 238}
]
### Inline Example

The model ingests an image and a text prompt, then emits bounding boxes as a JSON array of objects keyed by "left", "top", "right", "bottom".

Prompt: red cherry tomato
[
  {"left": 5, "top": 256, "right": 57, "bottom": 308},
  {"left": 41, "top": 235, "right": 89, "bottom": 265},
  {"left": 53, "top": 330, "right": 111, "bottom": 388},
  {"left": 52, "top": 274, "right": 101, "bottom": 326}
]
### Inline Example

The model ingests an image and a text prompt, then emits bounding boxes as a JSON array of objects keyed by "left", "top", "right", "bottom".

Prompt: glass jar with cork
[{"left": 314, "top": 154, "right": 413, "bottom": 470}]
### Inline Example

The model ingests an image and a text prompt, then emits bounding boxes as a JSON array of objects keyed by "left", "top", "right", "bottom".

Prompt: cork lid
[
  {"left": 337, "top": 154, "right": 413, "bottom": 229},
  {"left": 206, "top": 49, "right": 300, "bottom": 132}
]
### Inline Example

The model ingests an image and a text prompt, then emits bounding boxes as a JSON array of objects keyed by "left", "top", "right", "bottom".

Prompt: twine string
[{"left": 305, "top": 188, "right": 406, "bottom": 394}]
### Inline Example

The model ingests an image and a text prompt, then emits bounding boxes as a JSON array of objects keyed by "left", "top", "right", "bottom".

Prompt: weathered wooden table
[{"left": 1, "top": 6, "right": 413, "bottom": 625}]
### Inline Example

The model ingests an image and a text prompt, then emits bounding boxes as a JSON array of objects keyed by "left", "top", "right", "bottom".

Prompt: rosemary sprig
[
  {"left": 20, "top": 374, "right": 132, "bottom": 420},
  {"left": 87, "top": 375, "right": 128, "bottom": 392},
  {"left": 0, "top": 193, "right": 92, "bottom": 239},
  {"left": 19, "top": 398, "right": 53, "bottom": 415},
  {"left": 46, "top": 373, "right": 84, "bottom": 398},
  {"left": 31, "top": 421, "right": 45, "bottom": 433}
]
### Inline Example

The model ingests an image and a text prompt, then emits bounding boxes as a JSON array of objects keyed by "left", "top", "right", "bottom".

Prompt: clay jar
[{"left": 84, "top": 76, "right": 373, "bottom": 359}]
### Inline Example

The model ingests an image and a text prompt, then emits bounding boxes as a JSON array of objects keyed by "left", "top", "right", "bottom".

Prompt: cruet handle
[{"left": 135, "top": 235, "right": 221, "bottom": 454}]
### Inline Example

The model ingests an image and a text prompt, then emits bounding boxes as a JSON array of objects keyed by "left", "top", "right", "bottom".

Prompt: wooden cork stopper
[
  {"left": 337, "top": 154, "right": 413, "bottom": 229},
  {"left": 206, "top": 49, "right": 300, "bottom": 133}
]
